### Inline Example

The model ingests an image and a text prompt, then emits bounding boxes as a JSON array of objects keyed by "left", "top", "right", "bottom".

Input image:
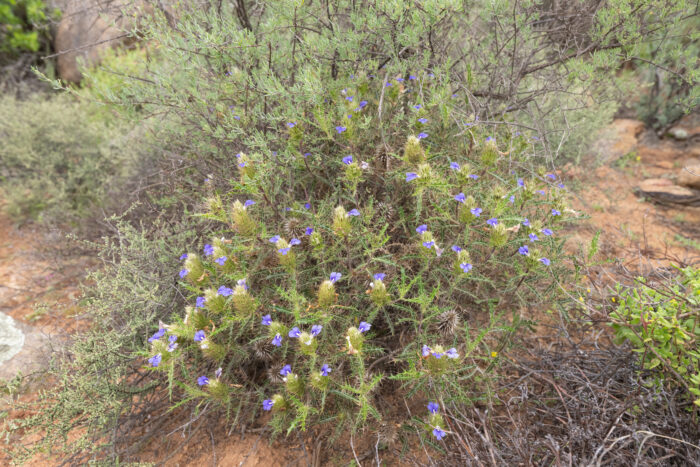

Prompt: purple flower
[
  {"left": 278, "top": 247, "right": 291, "bottom": 255},
  {"left": 148, "top": 353, "right": 162, "bottom": 367},
  {"left": 469, "top": 174, "right": 479, "bottom": 180},
  {"left": 233, "top": 115, "right": 240, "bottom": 120},
  {"left": 215, "top": 256, "right": 227, "bottom": 265},
  {"left": 417, "top": 132, "right": 428, "bottom": 139},
  {"left": 518, "top": 245, "right": 530, "bottom": 256},
  {"left": 358, "top": 321, "right": 371, "bottom": 333},
  {"left": 536, "top": 190, "right": 546, "bottom": 196},
  {"left": 330, "top": 272, "right": 342, "bottom": 283},
  {"left": 167, "top": 342, "right": 178, "bottom": 352},
  {"left": 450, "top": 162, "right": 460, "bottom": 170},
  {"left": 551, "top": 209, "right": 561, "bottom": 216},
  {"left": 373, "top": 273, "right": 386, "bottom": 281},
  {"left": 261, "top": 314, "right": 272, "bottom": 326},
  {"left": 446, "top": 348, "right": 459, "bottom": 359},
  {"left": 418, "top": 117, "right": 428, "bottom": 124},
  {"left": 542, "top": 228, "right": 553, "bottom": 236},
  {"left": 320, "top": 364, "right": 331, "bottom": 376},
  {"left": 406, "top": 172, "right": 418, "bottom": 182},
  {"left": 287, "top": 122, "right": 296, "bottom": 128},
  {"left": 305, "top": 227, "right": 314, "bottom": 235},
  {"left": 194, "top": 330, "right": 206, "bottom": 342},
  {"left": 269, "top": 235, "right": 281, "bottom": 243},
  {"left": 451, "top": 245, "right": 462, "bottom": 252},
  {"left": 346, "top": 96, "right": 354, "bottom": 102},
  {"left": 311, "top": 325, "right": 323, "bottom": 337},
  {"left": 409, "top": 75, "right": 417, "bottom": 80},
  {"left": 509, "top": 195, "right": 515, "bottom": 203},
  {"left": 196, "top": 296, "right": 206, "bottom": 308},
  {"left": 335, "top": 126, "right": 346, "bottom": 134},
  {"left": 471, "top": 207, "right": 482, "bottom": 217},
  {"left": 304, "top": 203, "right": 311, "bottom": 210},
  {"left": 485, "top": 136, "right": 494, "bottom": 142},
  {"left": 427, "top": 73, "right": 435, "bottom": 78},
  {"left": 148, "top": 328, "right": 166, "bottom": 343},
  {"left": 413, "top": 104, "right": 422, "bottom": 110},
  {"left": 529, "top": 233, "right": 539, "bottom": 243},
  {"left": 244, "top": 199, "right": 256, "bottom": 207},
  {"left": 454, "top": 192, "right": 466, "bottom": 203},
  {"left": 347, "top": 209, "right": 360, "bottom": 217},
  {"left": 280, "top": 364, "right": 292, "bottom": 376},
  {"left": 423, "top": 241, "right": 435, "bottom": 249},
  {"left": 169, "top": 335, "right": 177, "bottom": 343},
  {"left": 359, "top": 100, "right": 368, "bottom": 108},
  {"left": 546, "top": 173, "right": 556, "bottom": 180},
  {"left": 347, "top": 114, "right": 352, "bottom": 119},
  {"left": 396, "top": 77, "right": 404, "bottom": 82},
  {"left": 539, "top": 257, "right": 551, "bottom": 266},
  {"left": 416, "top": 224, "right": 428, "bottom": 234},
  {"left": 179, "top": 269, "right": 189, "bottom": 279},
  {"left": 433, "top": 427, "right": 446, "bottom": 440},
  {"left": 432, "top": 351, "right": 444, "bottom": 359},
  {"left": 179, "top": 253, "right": 188, "bottom": 260},
  {"left": 428, "top": 402, "right": 440, "bottom": 414},
  {"left": 385, "top": 82, "right": 392, "bottom": 87},
  {"left": 238, "top": 161, "right": 246, "bottom": 168},
  {"left": 422, "top": 345, "right": 431, "bottom": 357},
  {"left": 263, "top": 399, "right": 274, "bottom": 411},
  {"left": 558, "top": 183, "right": 565, "bottom": 189},
  {"left": 197, "top": 375, "right": 210, "bottom": 386},
  {"left": 460, "top": 263, "right": 473, "bottom": 273},
  {"left": 304, "top": 152, "right": 311, "bottom": 157},
  {"left": 517, "top": 178, "right": 524, "bottom": 187},
  {"left": 237, "top": 278, "right": 248, "bottom": 290},
  {"left": 522, "top": 218, "right": 530, "bottom": 227},
  {"left": 218, "top": 286, "right": 233, "bottom": 296},
  {"left": 290, "top": 238, "right": 301, "bottom": 246},
  {"left": 272, "top": 334, "right": 282, "bottom": 347},
  {"left": 487, "top": 218, "right": 498, "bottom": 227},
  {"left": 288, "top": 327, "right": 301, "bottom": 338}
]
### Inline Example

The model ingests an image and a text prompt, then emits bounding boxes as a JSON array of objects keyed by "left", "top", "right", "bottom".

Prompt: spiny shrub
[
  {"left": 142, "top": 72, "right": 574, "bottom": 440},
  {"left": 610, "top": 266, "right": 700, "bottom": 407}
]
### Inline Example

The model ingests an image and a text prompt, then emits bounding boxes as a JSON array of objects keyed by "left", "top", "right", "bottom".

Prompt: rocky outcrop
[{"left": 637, "top": 178, "right": 700, "bottom": 206}]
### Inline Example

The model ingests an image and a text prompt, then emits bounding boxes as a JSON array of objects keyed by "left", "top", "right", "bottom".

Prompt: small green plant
[{"left": 610, "top": 266, "right": 700, "bottom": 406}]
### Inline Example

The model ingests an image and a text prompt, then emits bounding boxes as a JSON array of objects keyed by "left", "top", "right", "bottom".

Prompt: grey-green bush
[{"left": 0, "top": 94, "right": 137, "bottom": 225}]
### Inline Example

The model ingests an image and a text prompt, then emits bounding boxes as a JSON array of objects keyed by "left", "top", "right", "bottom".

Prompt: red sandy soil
[{"left": 1, "top": 116, "right": 698, "bottom": 466}]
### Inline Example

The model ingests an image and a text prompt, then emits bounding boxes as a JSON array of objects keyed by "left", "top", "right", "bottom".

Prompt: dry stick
[{"left": 42, "top": 33, "right": 130, "bottom": 59}]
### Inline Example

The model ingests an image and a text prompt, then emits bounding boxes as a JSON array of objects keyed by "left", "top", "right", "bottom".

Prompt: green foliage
[
  {"left": 0, "top": 0, "right": 55, "bottom": 56},
  {"left": 5, "top": 218, "right": 199, "bottom": 463},
  {"left": 610, "top": 266, "right": 700, "bottom": 406},
  {"left": 0, "top": 94, "right": 139, "bottom": 225}
]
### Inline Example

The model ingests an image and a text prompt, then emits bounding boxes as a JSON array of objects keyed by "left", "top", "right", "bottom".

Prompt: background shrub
[
  {"left": 611, "top": 265, "right": 700, "bottom": 407},
  {"left": 0, "top": 94, "right": 140, "bottom": 227}
]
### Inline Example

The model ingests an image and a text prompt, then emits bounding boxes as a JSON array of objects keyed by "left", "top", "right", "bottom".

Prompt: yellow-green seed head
[
  {"left": 271, "top": 393, "right": 287, "bottom": 413},
  {"left": 206, "top": 379, "right": 230, "bottom": 401},
  {"left": 236, "top": 153, "right": 256, "bottom": 179},
  {"left": 184, "top": 254, "right": 206, "bottom": 284},
  {"left": 310, "top": 371, "right": 329, "bottom": 391},
  {"left": 489, "top": 223, "right": 508, "bottom": 248},
  {"left": 284, "top": 373, "right": 304, "bottom": 396},
  {"left": 231, "top": 200, "right": 257, "bottom": 237},
  {"left": 204, "top": 288, "right": 226, "bottom": 314},
  {"left": 346, "top": 326, "right": 364, "bottom": 354},
  {"left": 370, "top": 279, "right": 389, "bottom": 306},
  {"left": 457, "top": 195, "right": 476, "bottom": 223},
  {"left": 201, "top": 340, "right": 226, "bottom": 361},
  {"left": 481, "top": 137, "right": 499, "bottom": 166},
  {"left": 424, "top": 344, "right": 449, "bottom": 374},
  {"left": 232, "top": 285, "right": 257, "bottom": 317},
  {"left": 298, "top": 332, "right": 317, "bottom": 356},
  {"left": 309, "top": 231, "right": 323, "bottom": 248},
  {"left": 332, "top": 206, "right": 351, "bottom": 237},
  {"left": 404, "top": 135, "right": 426, "bottom": 165},
  {"left": 318, "top": 280, "right": 336, "bottom": 308}
]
